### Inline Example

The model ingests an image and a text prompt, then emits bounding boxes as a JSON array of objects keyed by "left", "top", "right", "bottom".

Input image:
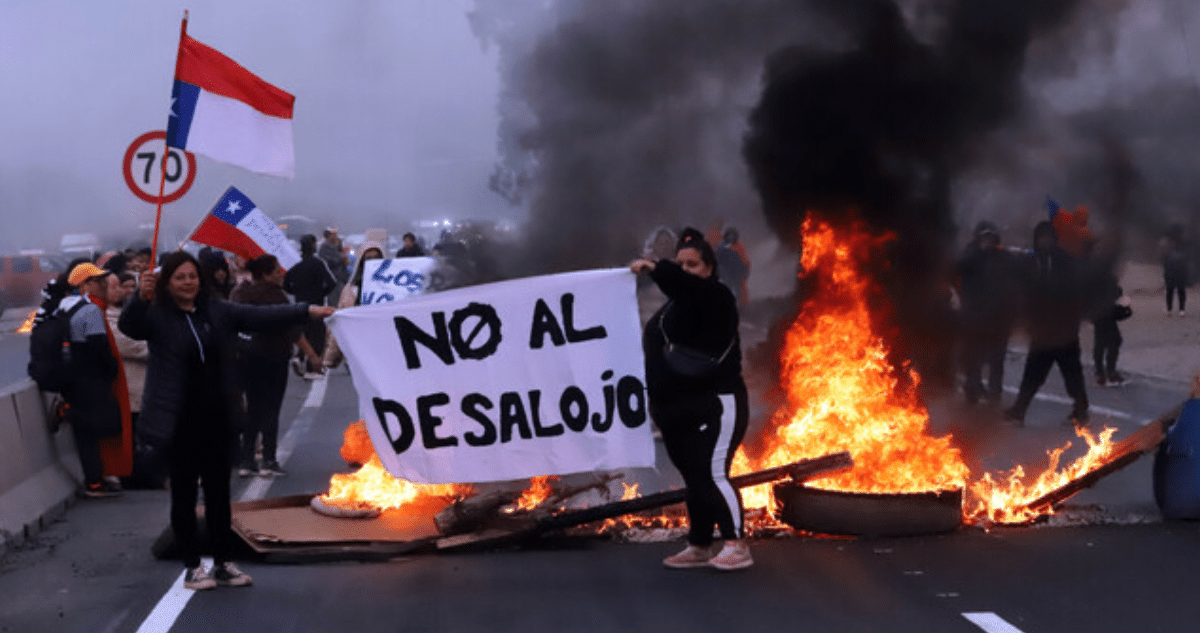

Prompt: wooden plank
[
  {"left": 1019, "top": 417, "right": 1170, "bottom": 515},
  {"left": 436, "top": 451, "right": 853, "bottom": 551}
]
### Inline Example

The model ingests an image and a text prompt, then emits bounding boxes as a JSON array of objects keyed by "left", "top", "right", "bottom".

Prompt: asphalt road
[{"left": 0, "top": 346, "right": 1197, "bottom": 633}]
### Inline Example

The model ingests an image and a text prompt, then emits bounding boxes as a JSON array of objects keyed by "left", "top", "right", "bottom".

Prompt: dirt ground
[{"left": 1086, "top": 261, "right": 1200, "bottom": 384}]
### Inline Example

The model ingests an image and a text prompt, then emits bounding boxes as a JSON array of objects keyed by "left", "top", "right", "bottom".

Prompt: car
[{"left": 0, "top": 253, "right": 66, "bottom": 318}]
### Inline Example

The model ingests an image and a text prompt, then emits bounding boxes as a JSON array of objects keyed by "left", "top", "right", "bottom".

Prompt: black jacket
[
  {"left": 118, "top": 294, "right": 310, "bottom": 447},
  {"left": 283, "top": 254, "right": 336, "bottom": 305},
  {"left": 230, "top": 280, "right": 302, "bottom": 361},
  {"left": 1017, "top": 247, "right": 1085, "bottom": 349},
  {"left": 956, "top": 243, "right": 1018, "bottom": 331},
  {"left": 642, "top": 260, "right": 743, "bottom": 402}
]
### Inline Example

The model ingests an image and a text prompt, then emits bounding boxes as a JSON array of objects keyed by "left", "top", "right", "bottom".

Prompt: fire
[
  {"left": 16, "top": 310, "right": 35, "bottom": 334},
  {"left": 320, "top": 422, "right": 471, "bottom": 512},
  {"left": 736, "top": 215, "right": 1121, "bottom": 527},
  {"left": 735, "top": 216, "right": 969, "bottom": 510},
  {"left": 514, "top": 475, "right": 559, "bottom": 511},
  {"left": 967, "top": 425, "right": 1118, "bottom": 524}
]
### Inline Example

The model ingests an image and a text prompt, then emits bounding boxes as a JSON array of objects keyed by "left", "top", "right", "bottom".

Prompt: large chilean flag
[
  {"left": 166, "top": 32, "right": 295, "bottom": 178},
  {"left": 189, "top": 187, "right": 301, "bottom": 269}
]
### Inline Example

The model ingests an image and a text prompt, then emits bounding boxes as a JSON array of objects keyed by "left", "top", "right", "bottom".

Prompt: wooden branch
[{"left": 436, "top": 451, "right": 853, "bottom": 550}]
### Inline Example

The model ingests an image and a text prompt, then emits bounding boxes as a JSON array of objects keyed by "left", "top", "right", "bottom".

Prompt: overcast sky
[{"left": 0, "top": 0, "right": 506, "bottom": 252}]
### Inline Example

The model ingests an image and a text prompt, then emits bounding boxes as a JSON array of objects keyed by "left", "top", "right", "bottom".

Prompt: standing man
[
  {"left": 955, "top": 221, "right": 1018, "bottom": 408},
  {"left": 318, "top": 229, "right": 349, "bottom": 307},
  {"left": 61, "top": 263, "right": 127, "bottom": 497},
  {"left": 395, "top": 232, "right": 425, "bottom": 258},
  {"left": 1005, "top": 221, "right": 1089, "bottom": 428},
  {"left": 284, "top": 235, "right": 336, "bottom": 376}
]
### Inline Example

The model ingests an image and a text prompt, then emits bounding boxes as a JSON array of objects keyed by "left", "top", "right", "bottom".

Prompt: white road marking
[
  {"left": 962, "top": 612, "right": 1026, "bottom": 633},
  {"left": 135, "top": 378, "right": 327, "bottom": 633},
  {"left": 1001, "top": 386, "right": 1132, "bottom": 420}
]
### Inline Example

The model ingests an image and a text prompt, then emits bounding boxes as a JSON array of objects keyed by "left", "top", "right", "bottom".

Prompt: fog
[
  {"left": 5, "top": 1, "right": 1200, "bottom": 283},
  {"left": 0, "top": 0, "right": 507, "bottom": 253}
]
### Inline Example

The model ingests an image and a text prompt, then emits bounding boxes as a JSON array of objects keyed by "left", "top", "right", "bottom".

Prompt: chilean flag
[
  {"left": 189, "top": 187, "right": 301, "bottom": 269},
  {"left": 166, "top": 31, "right": 295, "bottom": 178}
]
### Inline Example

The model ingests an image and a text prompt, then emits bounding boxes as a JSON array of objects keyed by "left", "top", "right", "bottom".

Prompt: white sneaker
[
  {"left": 662, "top": 543, "right": 720, "bottom": 569},
  {"left": 184, "top": 565, "right": 217, "bottom": 590},
  {"left": 708, "top": 540, "right": 754, "bottom": 571},
  {"left": 1181, "top": 310, "right": 1187, "bottom": 317}
]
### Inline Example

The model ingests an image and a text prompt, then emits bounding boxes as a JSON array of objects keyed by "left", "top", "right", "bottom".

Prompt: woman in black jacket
[
  {"left": 230, "top": 255, "right": 300, "bottom": 477},
  {"left": 631, "top": 227, "right": 751, "bottom": 571},
  {"left": 119, "top": 251, "right": 334, "bottom": 591}
]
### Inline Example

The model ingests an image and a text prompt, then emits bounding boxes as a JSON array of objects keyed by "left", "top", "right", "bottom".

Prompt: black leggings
[
  {"left": 168, "top": 436, "right": 233, "bottom": 568},
  {"left": 652, "top": 387, "right": 749, "bottom": 546},
  {"left": 1167, "top": 283, "right": 1187, "bottom": 312},
  {"left": 241, "top": 354, "right": 289, "bottom": 464}
]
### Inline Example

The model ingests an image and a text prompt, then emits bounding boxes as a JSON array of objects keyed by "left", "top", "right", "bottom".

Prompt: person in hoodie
[
  {"left": 631, "top": 227, "right": 751, "bottom": 572},
  {"left": 1005, "top": 221, "right": 1089, "bottom": 427},
  {"left": 230, "top": 254, "right": 302, "bottom": 477},
  {"left": 955, "top": 221, "right": 1018, "bottom": 408}
]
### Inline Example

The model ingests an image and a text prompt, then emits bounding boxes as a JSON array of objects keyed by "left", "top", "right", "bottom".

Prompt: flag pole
[{"left": 152, "top": 10, "right": 188, "bottom": 268}]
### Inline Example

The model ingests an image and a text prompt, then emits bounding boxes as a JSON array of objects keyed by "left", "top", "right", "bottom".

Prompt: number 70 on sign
[{"left": 123, "top": 130, "right": 197, "bottom": 205}]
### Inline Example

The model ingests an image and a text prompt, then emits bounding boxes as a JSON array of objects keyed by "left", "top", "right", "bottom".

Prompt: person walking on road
[
  {"left": 284, "top": 234, "right": 337, "bottom": 376},
  {"left": 1005, "top": 221, "right": 1089, "bottom": 428},
  {"left": 1085, "top": 236, "right": 1128, "bottom": 387},
  {"left": 631, "top": 227, "right": 751, "bottom": 571},
  {"left": 119, "top": 251, "right": 334, "bottom": 591},
  {"left": 230, "top": 255, "right": 303, "bottom": 478}
]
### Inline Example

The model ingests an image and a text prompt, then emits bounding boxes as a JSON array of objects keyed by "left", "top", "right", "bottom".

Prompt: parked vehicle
[
  {"left": 59, "top": 233, "right": 101, "bottom": 261},
  {"left": 0, "top": 252, "right": 66, "bottom": 318}
]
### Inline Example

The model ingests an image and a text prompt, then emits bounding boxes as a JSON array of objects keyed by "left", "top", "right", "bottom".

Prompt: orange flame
[
  {"left": 320, "top": 421, "right": 471, "bottom": 512},
  {"left": 967, "top": 425, "right": 1119, "bottom": 524},
  {"left": 514, "top": 475, "right": 559, "bottom": 512},
  {"left": 319, "top": 454, "right": 471, "bottom": 512},
  {"left": 735, "top": 215, "right": 1121, "bottom": 527},
  {"left": 16, "top": 310, "right": 35, "bottom": 334},
  {"left": 735, "top": 216, "right": 969, "bottom": 513}
]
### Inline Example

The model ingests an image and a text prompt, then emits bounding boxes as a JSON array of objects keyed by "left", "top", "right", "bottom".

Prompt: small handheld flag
[{"left": 188, "top": 187, "right": 301, "bottom": 269}]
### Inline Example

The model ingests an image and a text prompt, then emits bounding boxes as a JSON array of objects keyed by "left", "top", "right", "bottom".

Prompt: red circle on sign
[{"left": 123, "top": 130, "right": 197, "bottom": 205}]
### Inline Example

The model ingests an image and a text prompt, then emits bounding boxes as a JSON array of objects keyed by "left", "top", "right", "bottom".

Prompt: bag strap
[{"left": 659, "top": 301, "right": 736, "bottom": 364}]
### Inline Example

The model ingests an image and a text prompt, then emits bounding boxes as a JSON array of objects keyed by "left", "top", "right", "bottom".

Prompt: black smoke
[{"left": 742, "top": 0, "right": 1086, "bottom": 386}]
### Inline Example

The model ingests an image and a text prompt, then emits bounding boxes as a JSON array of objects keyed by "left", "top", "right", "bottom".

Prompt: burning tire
[{"left": 772, "top": 483, "right": 962, "bottom": 537}]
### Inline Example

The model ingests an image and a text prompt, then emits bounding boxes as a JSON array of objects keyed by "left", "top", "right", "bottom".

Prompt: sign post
[{"left": 123, "top": 130, "right": 196, "bottom": 205}]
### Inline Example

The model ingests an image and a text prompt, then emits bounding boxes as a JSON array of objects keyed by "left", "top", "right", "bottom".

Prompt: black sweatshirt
[{"left": 642, "top": 259, "right": 743, "bottom": 402}]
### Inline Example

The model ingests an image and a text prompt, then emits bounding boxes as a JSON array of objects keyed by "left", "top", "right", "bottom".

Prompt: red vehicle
[{"left": 0, "top": 253, "right": 65, "bottom": 318}]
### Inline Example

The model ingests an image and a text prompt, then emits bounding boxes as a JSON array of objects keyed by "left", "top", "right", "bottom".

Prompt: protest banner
[
  {"left": 327, "top": 269, "right": 652, "bottom": 484},
  {"left": 359, "top": 257, "right": 438, "bottom": 305}
]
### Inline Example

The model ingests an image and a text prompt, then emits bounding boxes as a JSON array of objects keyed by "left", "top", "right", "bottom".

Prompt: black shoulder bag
[{"left": 658, "top": 302, "right": 735, "bottom": 379}]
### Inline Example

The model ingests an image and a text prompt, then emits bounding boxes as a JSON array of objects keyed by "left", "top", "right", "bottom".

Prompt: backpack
[{"left": 27, "top": 299, "right": 87, "bottom": 392}]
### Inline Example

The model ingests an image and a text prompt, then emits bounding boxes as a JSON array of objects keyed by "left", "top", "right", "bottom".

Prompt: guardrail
[{"left": 0, "top": 379, "right": 81, "bottom": 554}]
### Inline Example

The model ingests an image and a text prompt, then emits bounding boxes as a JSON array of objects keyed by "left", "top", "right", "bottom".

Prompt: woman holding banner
[
  {"left": 119, "top": 251, "right": 334, "bottom": 591},
  {"left": 631, "top": 227, "right": 751, "bottom": 571}
]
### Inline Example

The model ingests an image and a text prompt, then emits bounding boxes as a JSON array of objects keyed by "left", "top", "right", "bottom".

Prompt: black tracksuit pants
[
  {"left": 241, "top": 353, "right": 289, "bottom": 465},
  {"left": 1009, "top": 341, "right": 1089, "bottom": 421},
  {"left": 1092, "top": 317, "right": 1122, "bottom": 377},
  {"left": 652, "top": 386, "right": 749, "bottom": 546},
  {"left": 168, "top": 435, "right": 233, "bottom": 569}
]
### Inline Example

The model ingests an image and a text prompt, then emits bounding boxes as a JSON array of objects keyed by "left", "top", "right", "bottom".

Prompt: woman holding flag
[{"left": 119, "top": 251, "right": 334, "bottom": 590}]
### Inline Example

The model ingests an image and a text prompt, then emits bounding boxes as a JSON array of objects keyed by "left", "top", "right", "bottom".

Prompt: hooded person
[
  {"left": 1005, "top": 220, "right": 1089, "bottom": 427},
  {"left": 955, "top": 220, "right": 1018, "bottom": 407}
]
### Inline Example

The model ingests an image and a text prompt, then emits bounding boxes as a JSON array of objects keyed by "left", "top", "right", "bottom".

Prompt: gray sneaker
[
  {"left": 258, "top": 460, "right": 287, "bottom": 477},
  {"left": 212, "top": 562, "right": 253, "bottom": 587},
  {"left": 184, "top": 565, "right": 217, "bottom": 591}
]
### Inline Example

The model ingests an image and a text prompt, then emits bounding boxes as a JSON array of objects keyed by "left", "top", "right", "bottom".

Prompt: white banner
[
  {"left": 360, "top": 257, "right": 438, "bottom": 305},
  {"left": 327, "top": 268, "right": 653, "bottom": 484}
]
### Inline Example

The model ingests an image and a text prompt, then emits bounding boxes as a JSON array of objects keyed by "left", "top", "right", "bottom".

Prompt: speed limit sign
[{"left": 123, "top": 130, "right": 197, "bottom": 204}]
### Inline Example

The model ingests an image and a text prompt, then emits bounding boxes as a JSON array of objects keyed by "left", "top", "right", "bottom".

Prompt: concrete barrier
[{"left": 0, "top": 379, "right": 81, "bottom": 555}]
